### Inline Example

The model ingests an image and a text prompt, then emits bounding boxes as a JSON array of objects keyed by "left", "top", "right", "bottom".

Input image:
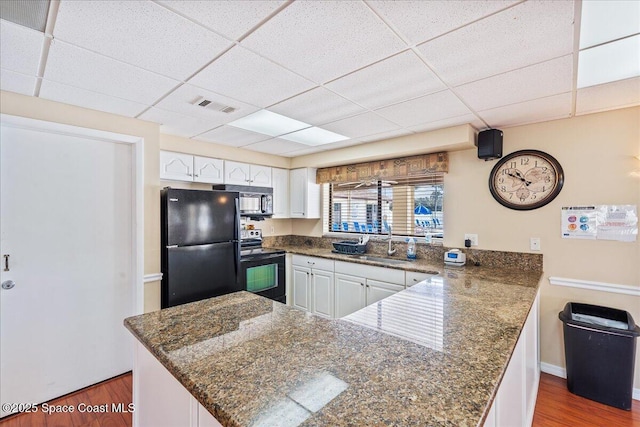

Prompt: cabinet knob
[{"left": 187, "top": 173, "right": 193, "bottom": 177}]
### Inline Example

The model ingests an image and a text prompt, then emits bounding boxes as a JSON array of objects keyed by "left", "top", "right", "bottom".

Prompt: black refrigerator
[{"left": 161, "top": 188, "right": 242, "bottom": 308}]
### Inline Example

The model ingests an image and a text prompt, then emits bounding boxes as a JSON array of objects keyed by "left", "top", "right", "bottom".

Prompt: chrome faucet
[{"left": 386, "top": 227, "right": 396, "bottom": 256}]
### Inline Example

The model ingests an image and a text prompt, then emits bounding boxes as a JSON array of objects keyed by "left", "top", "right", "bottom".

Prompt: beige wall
[{"left": 297, "top": 106, "right": 640, "bottom": 388}]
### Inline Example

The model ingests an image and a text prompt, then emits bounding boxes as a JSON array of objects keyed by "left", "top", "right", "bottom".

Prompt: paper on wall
[
  {"left": 596, "top": 205, "right": 638, "bottom": 242},
  {"left": 561, "top": 206, "right": 597, "bottom": 239}
]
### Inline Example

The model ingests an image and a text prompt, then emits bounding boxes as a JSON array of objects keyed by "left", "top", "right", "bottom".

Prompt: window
[{"left": 323, "top": 175, "right": 444, "bottom": 238}]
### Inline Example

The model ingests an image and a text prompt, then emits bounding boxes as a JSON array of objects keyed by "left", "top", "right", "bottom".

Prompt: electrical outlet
[
  {"left": 464, "top": 234, "right": 478, "bottom": 246},
  {"left": 530, "top": 237, "right": 541, "bottom": 251},
  {"left": 270, "top": 226, "right": 275, "bottom": 234}
]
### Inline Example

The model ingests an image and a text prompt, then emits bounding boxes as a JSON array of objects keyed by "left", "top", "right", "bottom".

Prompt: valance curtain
[{"left": 316, "top": 152, "right": 448, "bottom": 184}]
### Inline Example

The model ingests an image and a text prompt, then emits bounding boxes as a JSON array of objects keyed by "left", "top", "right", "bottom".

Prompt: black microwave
[{"left": 213, "top": 185, "right": 273, "bottom": 219}]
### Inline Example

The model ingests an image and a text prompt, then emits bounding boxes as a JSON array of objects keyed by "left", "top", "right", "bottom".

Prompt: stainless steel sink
[{"left": 356, "top": 255, "right": 412, "bottom": 265}]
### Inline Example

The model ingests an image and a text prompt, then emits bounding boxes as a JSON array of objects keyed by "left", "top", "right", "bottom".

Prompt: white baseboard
[{"left": 541, "top": 362, "right": 640, "bottom": 401}]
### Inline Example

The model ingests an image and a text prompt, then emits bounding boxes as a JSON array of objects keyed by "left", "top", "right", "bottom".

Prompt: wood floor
[{"left": 1, "top": 372, "right": 638, "bottom": 426}]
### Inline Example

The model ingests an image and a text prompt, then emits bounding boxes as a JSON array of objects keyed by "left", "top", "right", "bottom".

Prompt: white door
[
  {"left": 194, "top": 155, "right": 224, "bottom": 184},
  {"left": 224, "top": 161, "right": 251, "bottom": 185},
  {"left": 271, "top": 167, "right": 289, "bottom": 218},
  {"left": 366, "top": 280, "right": 403, "bottom": 306},
  {"left": 292, "top": 265, "right": 311, "bottom": 311},
  {"left": 250, "top": 165, "right": 272, "bottom": 187},
  {"left": 289, "top": 168, "right": 307, "bottom": 218},
  {"left": 0, "top": 124, "right": 134, "bottom": 416},
  {"left": 160, "top": 150, "right": 193, "bottom": 182}
]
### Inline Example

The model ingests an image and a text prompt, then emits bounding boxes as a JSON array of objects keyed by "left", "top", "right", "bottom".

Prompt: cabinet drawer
[
  {"left": 334, "top": 261, "right": 404, "bottom": 285},
  {"left": 292, "top": 254, "right": 334, "bottom": 271}
]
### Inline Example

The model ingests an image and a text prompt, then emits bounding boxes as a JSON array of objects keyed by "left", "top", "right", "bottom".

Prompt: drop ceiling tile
[
  {"left": 44, "top": 41, "right": 178, "bottom": 105},
  {"left": 138, "top": 107, "right": 218, "bottom": 137},
  {"left": 321, "top": 112, "right": 402, "bottom": 139},
  {"left": 240, "top": 0, "right": 405, "bottom": 83},
  {"left": 455, "top": 55, "right": 573, "bottom": 111},
  {"left": 39, "top": 79, "right": 148, "bottom": 117},
  {"left": 54, "top": 1, "right": 232, "bottom": 80},
  {"left": 269, "top": 87, "right": 366, "bottom": 125},
  {"left": 478, "top": 93, "right": 572, "bottom": 128},
  {"left": 156, "top": 0, "right": 286, "bottom": 41},
  {"left": 189, "top": 46, "right": 315, "bottom": 108},
  {"left": 418, "top": 1, "right": 574, "bottom": 85},
  {"left": 368, "top": 0, "right": 517, "bottom": 45},
  {"left": 156, "top": 84, "right": 259, "bottom": 124},
  {"left": 576, "top": 77, "right": 640, "bottom": 115},
  {"left": 374, "top": 90, "right": 471, "bottom": 128},
  {"left": 0, "top": 68, "right": 36, "bottom": 95},
  {"left": 325, "top": 51, "right": 446, "bottom": 110},
  {"left": 195, "top": 125, "right": 271, "bottom": 147},
  {"left": 243, "top": 138, "right": 309, "bottom": 155},
  {"left": 0, "top": 19, "right": 43, "bottom": 75},
  {"left": 409, "top": 113, "right": 485, "bottom": 133}
]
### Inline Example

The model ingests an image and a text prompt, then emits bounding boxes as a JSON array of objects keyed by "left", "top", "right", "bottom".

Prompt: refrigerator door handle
[{"left": 235, "top": 197, "right": 241, "bottom": 286}]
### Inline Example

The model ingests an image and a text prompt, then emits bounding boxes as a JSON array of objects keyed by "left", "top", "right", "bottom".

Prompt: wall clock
[{"left": 489, "top": 150, "right": 564, "bottom": 210}]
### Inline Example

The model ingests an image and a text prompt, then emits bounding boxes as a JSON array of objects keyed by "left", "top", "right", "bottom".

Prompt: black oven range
[{"left": 240, "top": 229, "right": 286, "bottom": 303}]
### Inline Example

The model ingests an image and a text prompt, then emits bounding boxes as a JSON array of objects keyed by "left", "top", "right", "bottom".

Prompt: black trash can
[{"left": 559, "top": 302, "right": 640, "bottom": 410}]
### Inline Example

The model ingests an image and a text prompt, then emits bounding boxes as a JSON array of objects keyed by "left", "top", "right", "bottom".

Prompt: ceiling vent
[
  {"left": 0, "top": 0, "right": 50, "bottom": 32},
  {"left": 191, "top": 97, "right": 236, "bottom": 114}
]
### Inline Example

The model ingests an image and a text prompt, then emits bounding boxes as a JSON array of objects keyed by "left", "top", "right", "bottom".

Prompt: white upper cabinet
[
  {"left": 160, "top": 151, "right": 194, "bottom": 181},
  {"left": 193, "top": 156, "right": 224, "bottom": 184},
  {"left": 289, "top": 168, "right": 320, "bottom": 219},
  {"left": 225, "top": 161, "right": 272, "bottom": 187},
  {"left": 160, "top": 151, "right": 224, "bottom": 184},
  {"left": 271, "top": 167, "right": 289, "bottom": 218}
]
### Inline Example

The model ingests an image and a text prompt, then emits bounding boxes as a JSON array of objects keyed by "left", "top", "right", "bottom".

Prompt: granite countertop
[{"left": 125, "top": 263, "right": 541, "bottom": 427}]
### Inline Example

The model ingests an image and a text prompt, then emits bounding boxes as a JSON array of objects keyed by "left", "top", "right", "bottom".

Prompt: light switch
[{"left": 530, "top": 237, "right": 541, "bottom": 251}]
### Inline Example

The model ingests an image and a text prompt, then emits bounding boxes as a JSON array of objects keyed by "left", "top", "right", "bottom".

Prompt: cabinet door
[
  {"left": 289, "top": 168, "right": 307, "bottom": 218},
  {"left": 292, "top": 265, "right": 311, "bottom": 312},
  {"left": 405, "top": 272, "right": 432, "bottom": 287},
  {"left": 272, "top": 167, "right": 289, "bottom": 218},
  {"left": 366, "top": 279, "right": 403, "bottom": 306},
  {"left": 160, "top": 151, "right": 193, "bottom": 182},
  {"left": 311, "top": 269, "right": 334, "bottom": 319},
  {"left": 334, "top": 273, "right": 365, "bottom": 318},
  {"left": 194, "top": 156, "right": 224, "bottom": 184},
  {"left": 250, "top": 165, "right": 272, "bottom": 187},
  {"left": 224, "top": 161, "right": 251, "bottom": 185}
]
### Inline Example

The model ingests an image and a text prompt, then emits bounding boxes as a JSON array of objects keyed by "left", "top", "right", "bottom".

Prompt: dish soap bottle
[{"left": 407, "top": 237, "right": 416, "bottom": 260}]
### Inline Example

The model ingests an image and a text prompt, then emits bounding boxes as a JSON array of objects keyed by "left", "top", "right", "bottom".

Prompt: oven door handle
[{"left": 243, "top": 253, "right": 284, "bottom": 262}]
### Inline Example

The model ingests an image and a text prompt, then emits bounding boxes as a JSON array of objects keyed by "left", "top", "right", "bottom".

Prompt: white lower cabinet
[
  {"left": 366, "top": 279, "right": 404, "bottom": 305},
  {"left": 134, "top": 341, "right": 222, "bottom": 427},
  {"left": 292, "top": 255, "right": 335, "bottom": 318},
  {"left": 484, "top": 291, "right": 540, "bottom": 427},
  {"left": 334, "top": 273, "right": 366, "bottom": 318}
]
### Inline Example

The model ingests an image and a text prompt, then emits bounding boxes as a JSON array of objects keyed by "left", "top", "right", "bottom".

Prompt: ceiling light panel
[
  {"left": 576, "top": 76, "right": 640, "bottom": 115},
  {"left": 155, "top": 84, "right": 259, "bottom": 123},
  {"left": 44, "top": 41, "right": 178, "bottom": 105},
  {"left": 0, "top": 20, "right": 43, "bottom": 75},
  {"left": 374, "top": 90, "right": 471, "bottom": 128},
  {"left": 53, "top": 1, "right": 232, "bottom": 81},
  {"left": 368, "top": 0, "right": 517, "bottom": 45},
  {"left": 189, "top": 46, "right": 315, "bottom": 108},
  {"left": 40, "top": 80, "right": 148, "bottom": 117},
  {"left": 195, "top": 125, "right": 271, "bottom": 147},
  {"left": 418, "top": 1, "right": 574, "bottom": 86},
  {"left": 155, "top": 0, "right": 286, "bottom": 41},
  {"left": 578, "top": 35, "right": 640, "bottom": 88},
  {"left": 0, "top": 68, "right": 36, "bottom": 96},
  {"left": 280, "top": 127, "right": 348, "bottom": 146},
  {"left": 325, "top": 51, "right": 446, "bottom": 110},
  {"left": 455, "top": 55, "right": 573, "bottom": 111},
  {"left": 240, "top": 0, "right": 406, "bottom": 83},
  {"left": 139, "top": 107, "right": 219, "bottom": 138},
  {"left": 243, "top": 138, "right": 310, "bottom": 155},
  {"left": 228, "top": 110, "right": 310, "bottom": 136},
  {"left": 478, "top": 92, "right": 571, "bottom": 128},
  {"left": 269, "top": 87, "right": 365, "bottom": 125},
  {"left": 321, "top": 111, "right": 402, "bottom": 139},
  {"left": 580, "top": 0, "right": 640, "bottom": 49}
]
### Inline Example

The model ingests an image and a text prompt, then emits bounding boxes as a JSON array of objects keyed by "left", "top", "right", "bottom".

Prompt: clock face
[{"left": 489, "top": 150, "right": 564, "bottom": 210}]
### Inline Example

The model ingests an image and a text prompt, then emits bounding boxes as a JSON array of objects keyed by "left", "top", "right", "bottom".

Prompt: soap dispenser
[{"left": 407, "top": 237, "right": 416, "bottom": 260}]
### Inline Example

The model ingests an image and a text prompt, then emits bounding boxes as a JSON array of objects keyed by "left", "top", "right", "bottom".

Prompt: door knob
[{"left": 2, "top": 280, "right": 15, "bottom": 290}]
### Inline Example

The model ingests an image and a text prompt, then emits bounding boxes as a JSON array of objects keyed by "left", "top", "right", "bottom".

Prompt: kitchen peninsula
[{"left": 125, "top": 260, "right": 541, "bottom": 427}]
